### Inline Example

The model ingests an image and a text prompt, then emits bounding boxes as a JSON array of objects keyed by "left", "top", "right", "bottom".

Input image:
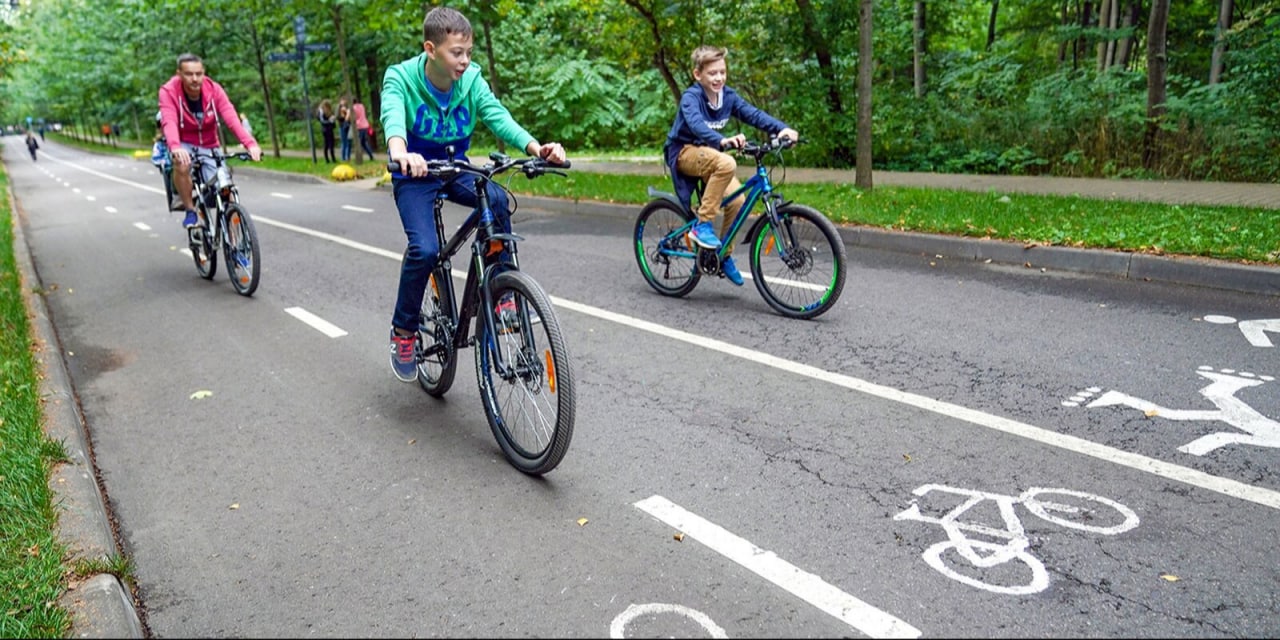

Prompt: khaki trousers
[{"left": 677, "top": 145, "right": 747, "bottom": 255}]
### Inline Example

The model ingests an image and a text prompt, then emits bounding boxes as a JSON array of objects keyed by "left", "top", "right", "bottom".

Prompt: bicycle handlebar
[
  {"left": 387, "top": 152, "right": 571, "bottom": 181},
  {"left": 736, "top": 136, "right": 802, "bottom": 158}
]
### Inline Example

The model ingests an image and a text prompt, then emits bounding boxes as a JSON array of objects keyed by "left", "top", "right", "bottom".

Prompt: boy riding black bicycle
[
  {"left": 664, "top": 45, "right": 798, "bottom": 286},
  {"left": 381, "top": 6, "right": 567, "bottom": 383}
]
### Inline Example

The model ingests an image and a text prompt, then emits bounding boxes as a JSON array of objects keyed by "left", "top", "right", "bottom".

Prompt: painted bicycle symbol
[
  {"left": 894, "top": 484, "right": 1139, "bottom": 595},
  {"left": 1065, "top": 366, "right": 1280, "bottom": 455}
]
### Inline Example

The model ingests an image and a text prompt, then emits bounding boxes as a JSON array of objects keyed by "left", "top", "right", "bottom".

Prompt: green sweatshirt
[{"left": 380, "top": 53, "right": 535, "bottom": 160}]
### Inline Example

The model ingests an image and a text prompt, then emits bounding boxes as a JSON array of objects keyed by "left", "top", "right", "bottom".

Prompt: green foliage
[
  {"left": 0, "top": 168, "right": 73, "bottom": 639},
  {"left": 2, "top": 0, "right": 1277, "bottom": 182}
]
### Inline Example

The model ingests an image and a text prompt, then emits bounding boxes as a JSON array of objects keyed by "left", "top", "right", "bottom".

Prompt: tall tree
[
  {"left": 1143, "top": 0, "right": 1170, "bottom": 170},
  {"left": 795, "top": 0, "right": 853, "bottom": 164},
  {"left": 622, "top": 0, "right": 683, "bottom": 102},
  {"left": 1209, "top": 0, "right": 1235, "bottom": 84},
  {"left": 855, "top": 0, "right": 873, "bottom": 189},
  {"left": 986, "top": 0, "right": 1000, "bottom": 50},
  {"left": 913, "top": 1, "right": 927, "bottom": 98}
]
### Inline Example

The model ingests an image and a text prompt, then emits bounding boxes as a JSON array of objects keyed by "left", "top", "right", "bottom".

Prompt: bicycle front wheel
[
  {"left": 634, "top": 200, "right": 700, "bottom": 297},
  {"left": 475, "top": 270, "right": 575, "bottom": 475},
  {"left": 749, "top": 203, "right": 846, "bottom": 319},
  {"left": 417, "top": 267, "right": 458, "bottom": 397},
  {"left": 222, "top": 203, "right": 260, "bottom": 296}
]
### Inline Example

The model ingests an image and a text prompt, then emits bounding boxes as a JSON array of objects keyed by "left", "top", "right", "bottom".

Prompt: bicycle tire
[
  {"left": 191, "top": 201, "right": 217, "bottom": 280},
  {"left": 222, "top": 202, "right": 261, "bottom": 296},
  {"left": 922, "top": 539, "right": 1050, "bottom": 595},
  {"left": 475, "top": 270, "right": 575, "bottom": 475},
  {"left": 634, "top": 200, "right": 700, "bottom": 298},
  {"left": 748, "top": 203, "right": 846, "bottom": 319},
  {"left": 1020, "top": 488, "right": 1139, "bottom": 535},
  {"left": 417, "top": 267, "right": 458, "bottom": 397}
]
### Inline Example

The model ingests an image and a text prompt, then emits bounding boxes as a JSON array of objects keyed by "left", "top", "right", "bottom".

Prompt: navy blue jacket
[{"left": 663, "top": 84, "right": 788, "bottom": 209}]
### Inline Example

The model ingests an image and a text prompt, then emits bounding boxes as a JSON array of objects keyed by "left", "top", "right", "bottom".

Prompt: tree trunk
[
  {"left": 1115, "top": 1, "right": 1138, "bottom": 70},
  {"left": 855, "top": 0, "right": 873, "bottom": 190},
  {"left": 913, "top": 0, "right": 927, "bottom": 98},
  {"left": 1143, "top": 0, "right": 1170, "bottom": 171},
  {"left": 245, "top": 24, "right": 280, "bottom": 158},
  {"left": 1209, "top": 0, "right": 1234, "bottom": 84},
  {"left": 986, "top": 0, "right": 999, "bottom": 51},
  {"left": 332, "top": 3, "right": 353, "bottom": 101},
  {"left": 1095, "top": 0, "right": 1111, "bottom": 70},
  {"left": 795, "top": 0, "right": 854, "bottom": 164},
  {"left": 1057, "top": 0, "right": 1070, "bottom": 65},
  {"left": 622, "top": 0, "right": 682, "bottom": 103}
]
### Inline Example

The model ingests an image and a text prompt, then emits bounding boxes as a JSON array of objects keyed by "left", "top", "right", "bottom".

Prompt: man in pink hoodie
[{"left": 158, "top": 53, "right": 262, "bottom": 228}]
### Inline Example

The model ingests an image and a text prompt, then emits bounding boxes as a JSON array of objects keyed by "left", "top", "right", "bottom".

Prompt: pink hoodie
[
  {"left": 158, "top": 75, "right": 257, "bottom": 151},
  {"left": 351, "top": 103, "right": 370, "bottom": 131}
]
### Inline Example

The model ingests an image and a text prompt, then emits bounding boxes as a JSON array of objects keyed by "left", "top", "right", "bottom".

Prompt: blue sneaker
[
  {"left": 389, "top": 330, "right": 418, "bottom": 383},
  {"left": 721, "top": 256, "right": 744, "bottom": 286},
  {"left": 687, "top": 221, "right": 722, "bottom": 250},
  {"left": 181, "top": 209, "right": 199, "bottom": 228}
]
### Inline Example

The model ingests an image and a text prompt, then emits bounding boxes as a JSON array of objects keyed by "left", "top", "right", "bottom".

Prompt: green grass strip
[{"left": 0, "top": 163, "right": 73, "bottom": 638}]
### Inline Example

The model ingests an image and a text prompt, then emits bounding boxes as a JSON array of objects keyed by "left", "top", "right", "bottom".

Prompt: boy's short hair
[
  {"left": 423, "top": 6, "right": 473, "bottom": 44},
  {"left": 690, "top": 46, "right": 726, "bottom": 73}
]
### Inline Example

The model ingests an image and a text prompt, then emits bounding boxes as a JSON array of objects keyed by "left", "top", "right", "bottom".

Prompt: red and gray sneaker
[{"left": 389, "top": 330, "right": 418, "bottom": 383}]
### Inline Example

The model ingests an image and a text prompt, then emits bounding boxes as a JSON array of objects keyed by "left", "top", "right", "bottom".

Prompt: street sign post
[{"left": 266, "top": 16, "right": 333, "bottom": 163}]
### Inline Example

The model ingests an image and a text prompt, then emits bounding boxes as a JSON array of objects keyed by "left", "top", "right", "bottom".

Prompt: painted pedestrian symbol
[
  {"left": 894, "top": 484, "right": 1138, "bottom": 595},
  {"left": 1202, "top": 315, "right": 1280, "bottom": 348},
  {"left": 1065, "top": 366, "right": 1280, "bottom": 455}
]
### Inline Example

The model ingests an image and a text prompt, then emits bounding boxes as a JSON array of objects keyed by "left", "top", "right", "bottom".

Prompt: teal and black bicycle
[{"left": 633, "top": 137, "right": 846, "bottom": 319}]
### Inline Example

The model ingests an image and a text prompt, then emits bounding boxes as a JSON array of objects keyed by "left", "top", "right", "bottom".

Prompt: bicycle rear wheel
[
  {"left": 748, "top": 203, "right": 846, "bottom": 319},
  {"left": 190, "top": 202, "right": 217, "bottom": 280},
  {"left": 222, "top": 203, "right": 260, "bottom": 296},
  {"left": 417, "top": 267, "right": 458, "bottom": 397},
  {"left": 475, "top": 270, "right": 575, "bottom": 475},
  {"left": 634, "top": 200, "right": 700, "bottom": 297}
]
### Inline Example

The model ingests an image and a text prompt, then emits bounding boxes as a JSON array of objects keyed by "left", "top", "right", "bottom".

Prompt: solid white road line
[
  {"left": 284, "top": 307, "right": 348, "bottom": 338},
  {"left": 635, "top": 495, "right": 922, "bottom": 639},
  {"left": 270, "top": 192, "right": 293, "bottom": 199},
  {"left": 341, "top": 205, "right": 374, "bottom": 213},
  {"left": 133, "top": 222, "right": 151, "bottom": 231}
]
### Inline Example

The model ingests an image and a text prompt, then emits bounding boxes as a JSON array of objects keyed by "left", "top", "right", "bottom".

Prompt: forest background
[{"left": 0, "top": 0, "right": 1277, "bottom": 184}]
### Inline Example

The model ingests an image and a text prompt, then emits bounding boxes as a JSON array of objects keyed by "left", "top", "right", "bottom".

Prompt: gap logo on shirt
[{"left": 411, "top": 104, "right": 473, "bottom": 140}]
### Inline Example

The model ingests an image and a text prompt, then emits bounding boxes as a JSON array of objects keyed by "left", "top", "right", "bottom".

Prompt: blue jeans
[
  {"left": 391, "top": 173, "right": 511, "bottom": 332},
  {"left": 339, "top": 124, "right": 352, "bottom": 161}
]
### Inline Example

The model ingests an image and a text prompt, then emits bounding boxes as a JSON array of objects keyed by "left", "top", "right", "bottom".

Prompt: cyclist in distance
[
  {"left": 663, "top": 45, "right": 798, "bottom": 286},
  {"left": 158, "top": 52, "right": 262, "bottom": 229},
  {"left": 381, "top": 5, "right": 567, "bottom": 384}
]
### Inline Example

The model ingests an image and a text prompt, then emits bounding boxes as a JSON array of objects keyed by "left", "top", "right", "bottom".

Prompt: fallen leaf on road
[
  {"left": 229, "top": 503, "right": 239, "bottom": 510},
  {"left": 408, "top": 439, "right": 416, "bottom": 445},
  {"left": 1145, "top": 409, "right": 1159, "bottom": 418},
  {"left": 674, "top": 532, "right": 685, "bottom": 542},
  {"left": 903, "top": 454, "right": 912, "bottom": 462},
  {"left": 190, "top": 390, "right": 213, "bottom": 400},
  {"left": 577, "top": 518, "right": 589, "bottom": 527},
  {"left": 1160, "top": 574, "right": 1179, "bottom": 582}
]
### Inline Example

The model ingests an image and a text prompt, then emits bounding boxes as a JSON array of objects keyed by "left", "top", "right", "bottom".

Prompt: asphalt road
[{"left": 7, "top": 138, "right": 1280, "bottom": 638}]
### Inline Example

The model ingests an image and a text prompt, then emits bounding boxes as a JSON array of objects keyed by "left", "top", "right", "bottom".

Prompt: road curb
[
  {"left": 8, "top": 192, "right": 144, "bottom": 638},
  {"left": 513, "top": 194, "right": 1278, "bottom": 297}
]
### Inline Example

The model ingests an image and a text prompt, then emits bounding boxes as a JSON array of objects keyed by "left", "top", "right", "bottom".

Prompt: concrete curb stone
[{"left": 8, "top": 193, "right": 144, "bottom": 638}]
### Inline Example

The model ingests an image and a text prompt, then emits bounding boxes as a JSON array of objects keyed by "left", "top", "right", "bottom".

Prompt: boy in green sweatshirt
[{"left": 381, "top": 6, "right": 567, "bottom": 383}]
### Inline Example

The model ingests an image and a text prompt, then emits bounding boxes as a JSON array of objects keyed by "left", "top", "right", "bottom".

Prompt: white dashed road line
[
  {"left": 270, "top": 192, "right": 293, "bottom": 199},
  {"left": 342, "top": 205, "right": 374, "bottom": 213},
  {"left": 133, "top": 222, "right": 151, "bottom": 231},
  {"left": 284, "top": 306, "right": 348, "bottom": 338},
  {"left": 635, "top": 495, "right": 922, "bottom": 639}
]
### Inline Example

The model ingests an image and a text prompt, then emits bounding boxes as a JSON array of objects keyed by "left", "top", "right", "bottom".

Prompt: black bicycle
[
  {"left": 388, "top": 152, "right": 575, "bottom": 475},
  {"left": 186, "top": 149, "right": 260, "bottom": 296}
]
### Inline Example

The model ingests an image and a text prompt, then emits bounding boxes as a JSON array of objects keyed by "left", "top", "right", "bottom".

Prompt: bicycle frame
[{"left": 657, "top": 145, "right": 790, "bottom": 264}]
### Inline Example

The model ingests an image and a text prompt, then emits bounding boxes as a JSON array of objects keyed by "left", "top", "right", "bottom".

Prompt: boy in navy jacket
[{"left": 663, "top": 45, "right": 798, "bottom": 285}]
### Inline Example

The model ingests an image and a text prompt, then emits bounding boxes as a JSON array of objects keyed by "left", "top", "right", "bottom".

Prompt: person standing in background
[
  {"left": 317, "top": 99, "right": 337, "bottom": 163},
  {"left": 351, "top": 100, "right": 375, "bottom": 162},
  {"left": 337, "top": 96, "right": 352, "bottom": 162}
]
